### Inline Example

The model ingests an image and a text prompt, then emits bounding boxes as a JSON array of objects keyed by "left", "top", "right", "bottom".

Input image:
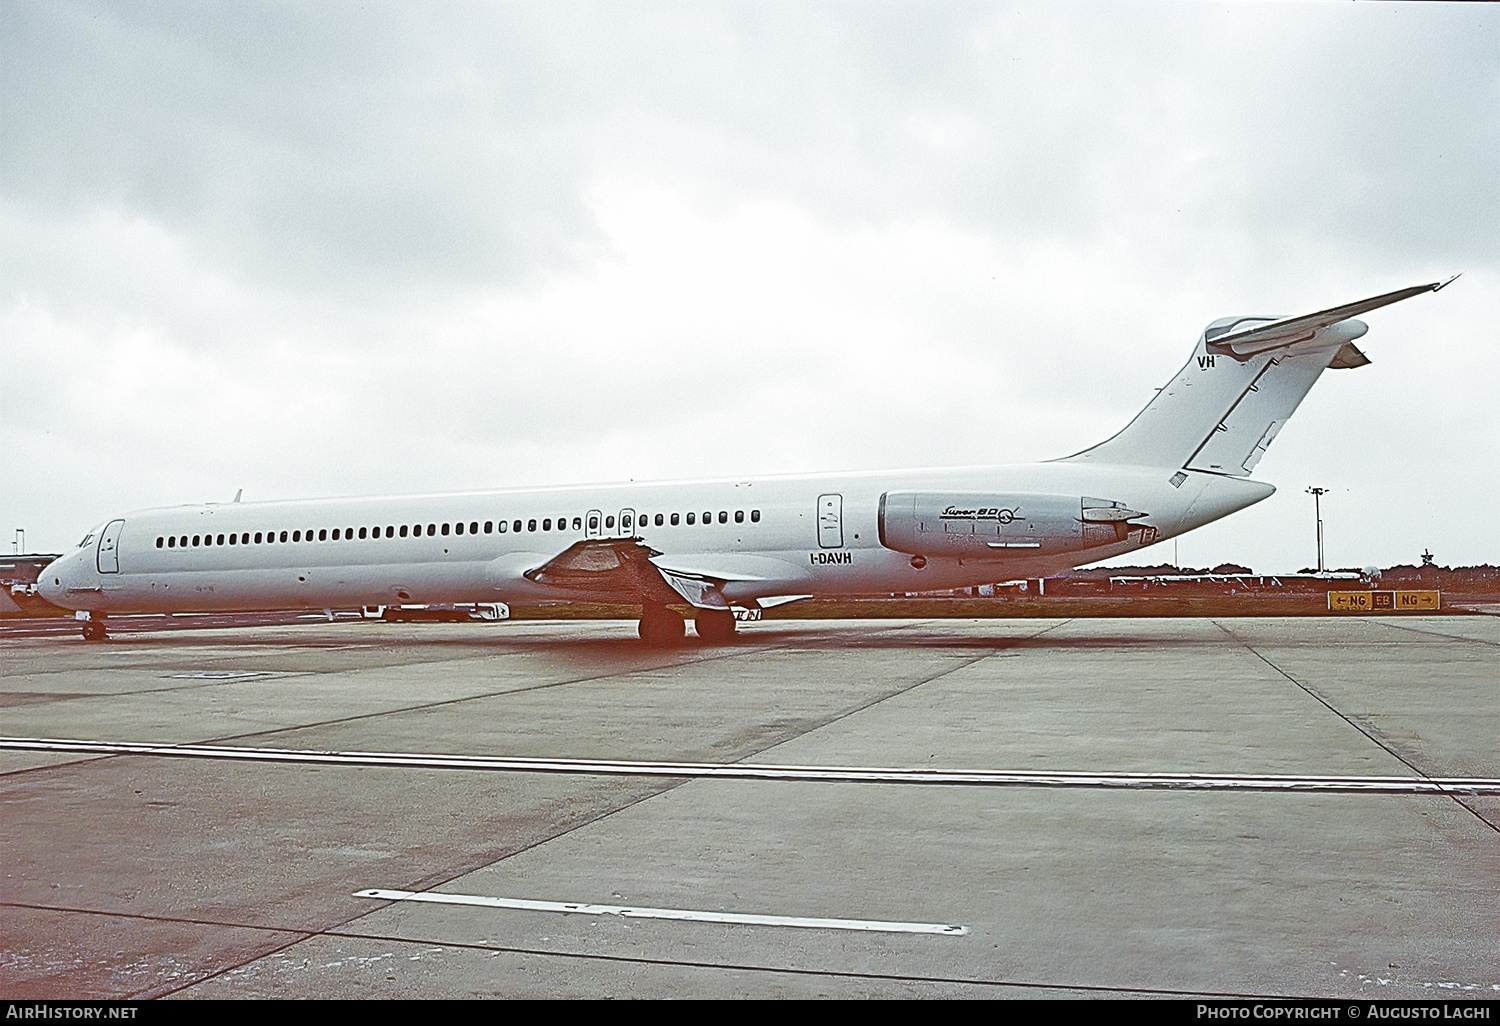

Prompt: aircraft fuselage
[{"left": 38, "top": 462, "right": 1270, "bottom": 616}]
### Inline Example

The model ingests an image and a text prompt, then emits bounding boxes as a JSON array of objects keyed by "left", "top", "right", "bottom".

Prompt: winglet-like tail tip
[{"left": 1434, "top": 274, "right": 1460, "bottom": 292}]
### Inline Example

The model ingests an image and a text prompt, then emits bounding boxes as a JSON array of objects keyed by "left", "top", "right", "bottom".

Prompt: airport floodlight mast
[{"left": 1306, "top": 487, "right": 1327, "bottom": 575}]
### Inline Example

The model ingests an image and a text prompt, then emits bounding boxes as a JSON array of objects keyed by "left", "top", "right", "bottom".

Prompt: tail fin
[{"left": 1059, "top": 280, "right": 1453, "bottom": 476}]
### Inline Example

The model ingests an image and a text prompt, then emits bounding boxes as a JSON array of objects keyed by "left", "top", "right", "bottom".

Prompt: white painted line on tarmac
[
  {"left": 5, "top": 736, "right": 1500, "bottom": 795},
  {"left": 166, "top": 671, "right": 272, "bottom": 680},
  {"left": 354, "top": 888, "right": 969, "bottom": 935}
]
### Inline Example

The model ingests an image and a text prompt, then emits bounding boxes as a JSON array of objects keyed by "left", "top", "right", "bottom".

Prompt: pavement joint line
[
  {"left": 1212, "top": 620, "right": 1500, "bottom": 834},
  {"left": 88, "top": 619, "right": 977, "bottom": 759},
  {"left": 145, "top": 633, "right": 1013, "bottom": 995},
  {"left": 0, "top": 638, "right": 787, "bottom": 775},
  {"left": 0, "top": 895, "right": 1404, "bottom": 1001},
  {"left": 317, "top": 639, "right": 1016, "bottom": 948},
  {"left": 309, "top": 926, "right": 1324, "bottom": 1000},
  {"left": 8, "top": 737, "right": 1497, "bottom": 793},
  {"left": 1364, "top": 618, "right": 1499, "bottom": 647},
  {"left": 354, "top": 889, "right": 970, "bottom": 935},
  {"left": 125, "top": 628, "right": 1004, "bottom": 990},
  {"left": 0, "top": 899, "right": 322, "bottom": 1002}
]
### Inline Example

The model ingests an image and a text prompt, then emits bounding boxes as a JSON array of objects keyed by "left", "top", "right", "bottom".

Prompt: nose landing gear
[{"left": 80, "top": 614, "right": 109, "bottom": 642}]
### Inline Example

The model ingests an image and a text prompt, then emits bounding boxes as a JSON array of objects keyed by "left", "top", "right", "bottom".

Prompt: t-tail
[{"left": 1060, "top": 279, "right": 1456, "bottom": 476}]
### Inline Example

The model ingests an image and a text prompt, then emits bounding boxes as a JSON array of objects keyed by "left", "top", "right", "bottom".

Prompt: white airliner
[{"left": 40, "top": 281, "right": 1451, "bottom": 643}]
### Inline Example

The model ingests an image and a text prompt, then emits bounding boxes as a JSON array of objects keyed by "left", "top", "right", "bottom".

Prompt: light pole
[{"left": 1306, "top": 487, "right": 1327, "bottom": 574}]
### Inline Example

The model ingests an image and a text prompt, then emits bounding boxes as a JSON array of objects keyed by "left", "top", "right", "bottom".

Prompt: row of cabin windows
[{"left": 154, "top": 509, "right": 762, "bottom": 549}]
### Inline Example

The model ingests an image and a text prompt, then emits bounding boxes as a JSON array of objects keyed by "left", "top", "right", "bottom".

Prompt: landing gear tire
[
  {"left": 81, "top": 618, "right": 108, "bottom": 642},
  {"left": 695, "top": 609, "right": 737, "bottom": 644},
  {"left": 638, "top": 606, "right": 686, "bottom": 646}
]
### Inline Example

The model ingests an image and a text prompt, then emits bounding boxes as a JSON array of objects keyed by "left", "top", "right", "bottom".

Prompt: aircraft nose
[{"left": 38, "top": 554, "right": 77, "bottom": 608}]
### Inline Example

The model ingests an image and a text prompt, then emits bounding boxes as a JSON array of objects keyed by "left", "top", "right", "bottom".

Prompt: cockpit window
[{"left": 78, "top": 534, "right": 95, "bottom": 548}]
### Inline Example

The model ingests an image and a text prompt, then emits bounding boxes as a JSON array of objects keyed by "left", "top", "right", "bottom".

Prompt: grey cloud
[{"left": 5, "top": 1, "right": 1493, "bottom": 303}]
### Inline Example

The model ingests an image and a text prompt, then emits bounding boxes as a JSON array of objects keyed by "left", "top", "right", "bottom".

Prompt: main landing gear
[
  {"left": 638, "top": 605, "right": 686, "bottom": 646},
  {"left": 81, "top": 614, "right": 109, "bottom": 642},
  {"left": 637, "top": 606, "right": 739, "bottom": 646},
  {"left": 694, "top": 608, "right": 737, "bottom": 644}
]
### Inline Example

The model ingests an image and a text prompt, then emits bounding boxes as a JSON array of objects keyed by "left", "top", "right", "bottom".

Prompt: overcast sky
[{"left": 3, "top": 1, "right": 1496, "bottom": 572}]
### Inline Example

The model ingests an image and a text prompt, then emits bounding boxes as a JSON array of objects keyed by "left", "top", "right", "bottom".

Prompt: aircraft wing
[
  {"left": 1208, "top": 278, "right": 1456, "bottom": 358},
  {"left": 524, "top": 539, "right": 729, "bottom": 609}
]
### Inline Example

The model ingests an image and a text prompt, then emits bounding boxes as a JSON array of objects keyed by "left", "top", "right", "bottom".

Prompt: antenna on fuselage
[{"left": 233, "top": 489, "right": 243, "bottom": 503}]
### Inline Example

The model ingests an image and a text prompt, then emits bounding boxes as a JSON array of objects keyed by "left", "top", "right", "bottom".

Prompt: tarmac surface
[{"left": 1, "top": 615, "right": 1496, "bottom": 1000}]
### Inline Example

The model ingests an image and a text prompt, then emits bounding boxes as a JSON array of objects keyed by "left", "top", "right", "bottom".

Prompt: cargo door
[{"left": 817, "top": 494, "right": 843, "bottom": 548}]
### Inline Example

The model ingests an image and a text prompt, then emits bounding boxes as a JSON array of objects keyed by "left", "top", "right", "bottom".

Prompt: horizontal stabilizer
[{"left": 1208, "top": 278, "right": 1455, "bottom": 359}]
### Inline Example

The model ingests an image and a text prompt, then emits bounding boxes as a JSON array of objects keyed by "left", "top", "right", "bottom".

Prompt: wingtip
[{"left": 1433, "top": 274, "right": 1460, "bottom": 292}]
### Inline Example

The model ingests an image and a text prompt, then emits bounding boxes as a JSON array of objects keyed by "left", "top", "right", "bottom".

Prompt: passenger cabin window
[
  {"left": 605, "top": 516, "right": 614, "bottom": 529},
  {"left": 528, "top": 519, "right": 537, "bottom": 532},
  {"left": 751, "top": 509, "right": 760, "bottom": 522},
  {"left": 686, "top": 512, "right": 695, "bottom": 525},
  {"left": 734, "top": 511, "right": 744, "bottom": 524},
  {"left": 498, "top": 521, "right": 508, "bottom": 533},
  {"left": 718, "top": 511, "right": 728, "bottom": 524},
  {"left": 588, "top": 515, "right": 599, "bottom": 531}
]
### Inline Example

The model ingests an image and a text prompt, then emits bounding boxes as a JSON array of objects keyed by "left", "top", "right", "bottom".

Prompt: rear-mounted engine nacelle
[{"left": 877, "top": 492, "right": 1152, "bottom": 557}]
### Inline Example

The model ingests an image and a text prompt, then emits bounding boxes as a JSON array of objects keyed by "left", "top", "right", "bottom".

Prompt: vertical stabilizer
[{"left": 1058, "top": 281, "right": 1450, "bottom": 475}]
